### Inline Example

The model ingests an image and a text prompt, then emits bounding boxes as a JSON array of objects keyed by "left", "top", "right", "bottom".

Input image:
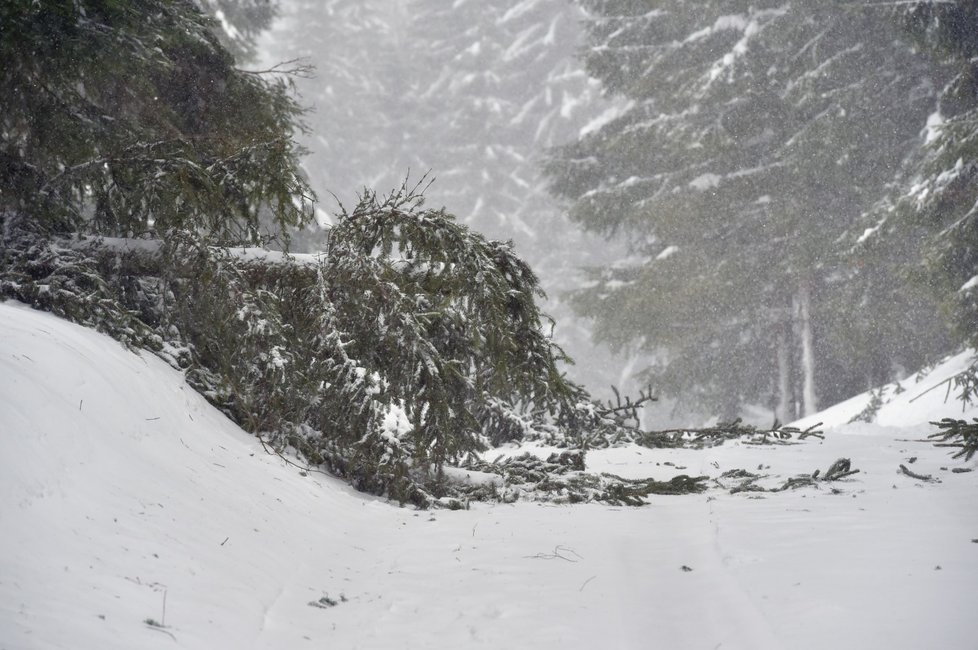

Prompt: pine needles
[{"left": 929, "top": 418, "right": 978, "bottom": 461}]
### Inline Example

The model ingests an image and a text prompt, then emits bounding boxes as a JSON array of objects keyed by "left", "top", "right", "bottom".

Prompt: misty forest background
[
  {"left": 3, "top": 0, "right": 978, "bottom": 502},
  {"left": 260, "top": 0, "right": 978, "bottom": 422}
]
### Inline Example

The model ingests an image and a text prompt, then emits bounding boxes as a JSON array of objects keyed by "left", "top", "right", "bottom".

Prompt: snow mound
[{"left": 2, "top": 302, "right": 977, "bottom": 649}]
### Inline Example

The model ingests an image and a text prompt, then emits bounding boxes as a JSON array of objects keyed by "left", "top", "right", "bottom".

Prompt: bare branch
[{"left": 238, "top": 58, "right": 315, "bottom": 78}]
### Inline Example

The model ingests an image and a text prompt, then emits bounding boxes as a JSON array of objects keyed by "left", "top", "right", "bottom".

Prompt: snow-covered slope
[
  {"left": 2, "top": 302, "right": 977, "bottom": 649},
  {"left": 791, "top": 350, "right": 978, "bottom": 431}
]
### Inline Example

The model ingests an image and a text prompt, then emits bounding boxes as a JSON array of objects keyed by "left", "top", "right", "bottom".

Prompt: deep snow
[{"left": 2, "top": 302, "right": 976, "bottom": 649}]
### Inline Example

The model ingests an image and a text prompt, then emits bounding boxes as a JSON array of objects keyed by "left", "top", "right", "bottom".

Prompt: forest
[
  {"left": 2, "top": 0, "right": 977, "bottom": 501},
  {"left": 3, "top": 3, "right": 978, "bottom": 647},
  {"left": 261, "top": 0, "right": 978, "bottom": 422}
]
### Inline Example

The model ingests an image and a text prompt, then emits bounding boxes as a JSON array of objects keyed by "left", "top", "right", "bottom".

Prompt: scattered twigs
[
  {"left": 908, "top": 376, "right": 953, "bottom": 403},
  {"left": 525, "top": 545, "right": 582, "bottom": 562},
  {"left": 460, "top": 452, "right": 708, "bottom": 506},
  {"left": 721, "top": 458, "right": 859, "bottom": 494},
  {"left": 899, "top": 464, "right": 936, "bottom": 482},
  {"left": 633, "top": 419, "right": 824, "bottom": 450},
  {"left": 773, "top": 459, "right": 859, "bottom": 491},
  {"left": 308, "top": 595, "right": 339, "bottom": 609},
  {"left": 142, "top": 586, "right": 174, "bottom": 639},
  {"left": 848, "top": 388, "right": 885, "bottom": 423},
  {"left": 143, "top": 621, "right": 176, "bottom": 641},
  {"left": 595, "top": 386, "right": 657, "bottom": 428}
]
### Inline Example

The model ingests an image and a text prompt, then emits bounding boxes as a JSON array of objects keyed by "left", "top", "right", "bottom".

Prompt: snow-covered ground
[{"left": 2, "top": 301, "right": 976, "bottom": 649}]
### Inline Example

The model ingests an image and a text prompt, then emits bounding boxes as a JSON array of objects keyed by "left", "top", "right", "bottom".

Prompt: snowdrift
[{"left": 2, "top": 302, "right": 976, "bottom": 649}]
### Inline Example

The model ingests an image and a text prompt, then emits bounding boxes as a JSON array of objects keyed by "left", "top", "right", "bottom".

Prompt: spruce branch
[{"left": 928, "top": 417, "right": 978, "bottom": 461}]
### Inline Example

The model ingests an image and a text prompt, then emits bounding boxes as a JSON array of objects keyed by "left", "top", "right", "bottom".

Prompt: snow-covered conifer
[{"left": 546, "top": 1, "right": 941, "bottom": 418}]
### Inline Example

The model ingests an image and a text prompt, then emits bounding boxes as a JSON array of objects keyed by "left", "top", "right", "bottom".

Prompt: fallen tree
[{"left": 2, "top": 184, "right": 653, "bottom": 506}]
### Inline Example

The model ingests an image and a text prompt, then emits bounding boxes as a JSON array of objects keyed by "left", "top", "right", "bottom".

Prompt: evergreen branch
[
  {"left": 594, "top": 385, "right": 657, "bottom": 425},
  {"left": 721, "top": 458, "right": 860, "bottom": 494},
  {"left": 928, "top": 417, "right": 978, "bottom": 461},
  {"left": 910, "top": 363, "right": 978, "bottom": 409},
  {"left": 37, "top": 140, "right": 176, "bottom": 194}
]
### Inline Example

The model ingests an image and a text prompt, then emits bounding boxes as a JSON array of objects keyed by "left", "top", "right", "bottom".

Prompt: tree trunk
[
  {"left": 776, "top": 319, "right": 794, "bottom": 424},
  {"left": 797, "top": 280, "right": 818, "bottom": 417}
]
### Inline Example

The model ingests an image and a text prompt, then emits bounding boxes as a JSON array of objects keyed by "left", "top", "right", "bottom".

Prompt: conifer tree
[
  {"left": 898, "top": 1, "right": 978, "bottom": 351},
  {"left": 0, "top": 0, "right": 312, "bottom": 245},
  {"left": 546, "top": 1, "right": 940, "bottom": 418}
]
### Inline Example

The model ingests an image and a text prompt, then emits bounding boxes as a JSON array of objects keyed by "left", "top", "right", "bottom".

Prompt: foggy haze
[
  {"left": 257, "top": 1, "right": 976, "bottom": 425},
  {"left": 259, "top": 0, "right": 639, "bottom": 407}
]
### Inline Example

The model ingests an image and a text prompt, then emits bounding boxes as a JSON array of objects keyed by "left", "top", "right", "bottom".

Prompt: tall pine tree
[
  {"left": 899, "top": 1, "right": 978, "bottom": 351},
  {"left": 547, "top": 1, "right": 941, "bottom": 418}
]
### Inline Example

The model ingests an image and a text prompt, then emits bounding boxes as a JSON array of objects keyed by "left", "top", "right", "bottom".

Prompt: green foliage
[
  {"left": 0, "top": 0, "right": 312, "bottom": 244},
  {"left": 1, "top": 1, "right": 634, "bottom": 505},
  {"left": 264, "top": 0, "right": 630, "bottom": 395},
  {"left": 903, "top": 1, "right": 978, "bottom": 58},
  {"left": 843, "top": 3, "right": 978, "bottom": 407},
  {"left": 929, "top": 417, "right": 978, "bottom": 461},
  {"left": 0, "top": 213, "right": 168, "bottom": 351}
]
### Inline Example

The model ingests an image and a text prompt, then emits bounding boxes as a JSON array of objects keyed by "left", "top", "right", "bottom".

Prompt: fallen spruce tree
[
  {"left": 2, "top": 184, "right": 847, "bottom": 506},
  {"left": 3, "top": 184, "right": 677, "bottom": 506},
  {"left": 2, "top": 1, "right": 833, "bottom": 508}
]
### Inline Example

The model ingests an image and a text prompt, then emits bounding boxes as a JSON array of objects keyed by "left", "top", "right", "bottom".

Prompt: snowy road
[{"left": 2, "top": 302, "right": 976, "bottom": 649}]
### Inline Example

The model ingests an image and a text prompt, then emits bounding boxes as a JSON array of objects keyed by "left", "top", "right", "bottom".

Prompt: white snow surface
[{"left": 2, "top": 302, "right": 977, "bottom": 649}]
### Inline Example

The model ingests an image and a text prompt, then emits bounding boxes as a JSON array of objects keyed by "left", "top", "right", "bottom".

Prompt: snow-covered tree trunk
[{"left": 797, "top": 281, "right": 818, "bottom": 417}]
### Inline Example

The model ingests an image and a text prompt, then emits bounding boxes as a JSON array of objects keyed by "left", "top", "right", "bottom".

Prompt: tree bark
[
  {"left": 776, "top": 318, "right": 794, "bottom": 423},
  {"left": 797, "top": 280, "right": 818, "bottom": 417}
]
